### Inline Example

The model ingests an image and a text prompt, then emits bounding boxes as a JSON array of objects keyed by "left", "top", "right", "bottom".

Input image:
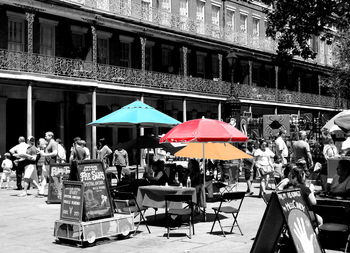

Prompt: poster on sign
[
  {"left": 71, "top": 160, "right": 114, "bottom": 221},
  {"left": 47, "top": 163, "right": 71, "bottom": 204},
  {"left": 60, "top": 181, "right": 84, "bottom": 222},
  {"left": 251, "top": 190, "right": 324, "bottom": 253},
  {"left": 263, "top": 114, "right": 290, "bottom": 138}
]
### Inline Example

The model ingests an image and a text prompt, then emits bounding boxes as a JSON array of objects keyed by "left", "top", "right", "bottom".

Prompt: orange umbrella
[{"left": 175, "top": 142, "right": 252, "bottom": 161}]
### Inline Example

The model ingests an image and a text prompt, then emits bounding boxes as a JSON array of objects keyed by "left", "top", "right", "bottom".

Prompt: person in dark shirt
[
  {"left": 69, "top": 140, "right": 87, "bottom": 162},
  {"left": 283, "top": 166, "right": 323, "bottom": 227},
  {"left": 143, "top": 160, "right": 168, "bottom": 185}
]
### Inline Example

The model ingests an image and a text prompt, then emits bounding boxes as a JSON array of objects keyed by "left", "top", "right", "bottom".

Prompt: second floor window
[
  {"left": 8, "top": 16, "right": 24, "bottom": 52},
  {"left": 196, "top": 52, "right": 206, "bottom": 77},
  {"left": 240, "top": 13, "right": 247, "bottom": 33},
  {"left": 97, "top": 38, "right": 109, "bottom": 64},
  {"left": 145, "top": 45, "right": 153, "bottom": 71},
  {"left": 120, "top": 42, "right": 131, "bottom": 67},
  {"left": 40, "top": 19, "right": 57, "bottom": 56},
  {"left": 162, "top": 45, "right": 173, "bottom": 72},
  {"left": 253, "top": 17, "right": 260, "bottom": 37}
]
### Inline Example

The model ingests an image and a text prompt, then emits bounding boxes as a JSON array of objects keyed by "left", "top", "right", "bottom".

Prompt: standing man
[
  {"left": 9, "top": 136, "right": 29, "bottom": 190},
  {"left": 39, "top": 131, "right": 58, "bottom": 195},
  {"left": 275, "top": 129, "right": 289, "bottom": 165},
  {"left": 112, "top": 146, "right": 129, "bottom": 181},
  {"left": 292, "top": 130, "right": 314, "bottom": 175}
]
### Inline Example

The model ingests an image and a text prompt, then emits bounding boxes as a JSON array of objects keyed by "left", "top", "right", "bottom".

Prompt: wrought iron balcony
[
  {"left": 63, "top": 0, "right": 277, "bottom": 54},
  {"left": 0, "top": 49, "right": 341, "bottom": 108},
  {"left": 231, "top": 82, "right": 345, "bottom": 109},
  {"left": 60, "top": 0, "right": 333, "bottom": 66},
  {"left": 0, "top": 49, "right": 230, "bottom": 96}
]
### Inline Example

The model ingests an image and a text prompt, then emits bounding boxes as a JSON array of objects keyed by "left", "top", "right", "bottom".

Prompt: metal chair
[
  {"left": 313, "top": 204, "right": 349, "bottom": 252},
  {"left": 112, "top": 191, "right": 151, "bottom": 235},
  {"left": 165, "top": 194, "right": 195, "bottom": 239},
  {"left": 210, "top": 191, "right": 245, "bottom": 237}
]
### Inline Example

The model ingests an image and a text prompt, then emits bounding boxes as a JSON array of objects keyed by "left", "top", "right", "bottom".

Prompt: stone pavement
[{"left": 0, "top": 181, "right": 341, "bottom": 253}]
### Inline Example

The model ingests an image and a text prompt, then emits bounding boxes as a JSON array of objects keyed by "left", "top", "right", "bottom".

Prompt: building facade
[{"left": 0, "top": 0, "right": 345, "bottom": 158}]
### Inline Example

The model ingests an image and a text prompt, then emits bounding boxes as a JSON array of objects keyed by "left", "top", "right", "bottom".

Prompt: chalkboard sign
[
  {"left": 60, "top": 181, "right": 84, "bottom": 222},
  {"left": 47, "top": 163, "right": 71, "bottom": 204},
  {"left": 73, "top": 160, "right": 114, "bottom": 221},
  {"left": 251, "top": 190, "right": 324, "bottom": 253}
]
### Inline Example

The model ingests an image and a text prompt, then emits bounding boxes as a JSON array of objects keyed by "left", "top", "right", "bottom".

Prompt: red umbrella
[
  {"left": 159, "top": 118, "right": 248, "bottom": 220},
  {"left": 159, "top": 118, "right": 248, "bottom": 143}
]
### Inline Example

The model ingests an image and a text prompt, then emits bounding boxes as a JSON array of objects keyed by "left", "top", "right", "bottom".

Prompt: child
[
  {"left": 1, "top": 153, "right": 13, "bottom": 189},
  {"left": 273, "top": 155, "right": 283, "bottom": 185}
]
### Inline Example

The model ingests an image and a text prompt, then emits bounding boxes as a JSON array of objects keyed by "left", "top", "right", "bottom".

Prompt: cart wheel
[
  {"left": 121, "top": 229, "right": 130, "bottom": 237},
  {"left": 86, "top": 231, "right": 96, "bottom": 244}
]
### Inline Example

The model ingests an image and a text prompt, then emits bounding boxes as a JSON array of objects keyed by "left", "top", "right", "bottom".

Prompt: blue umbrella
[
  {"left": 88, "top": 100, "right": 181, "bottom": 127},
  {"left": 88, "top": 100, "right": 180, "bottom": 179}
]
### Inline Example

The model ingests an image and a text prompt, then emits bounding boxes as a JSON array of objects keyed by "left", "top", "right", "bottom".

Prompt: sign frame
[
  {"left": 60, "top": 181, "right": 84, "bottom": 222},
  {"left": 47, "top": 163, "right": 71, "bottom": 204},
  {"left": 71, "top": 159, "right": 114, "bottom": 221},
  {"left": 251, "top": 189, "right": 325, "bottom": 253}
]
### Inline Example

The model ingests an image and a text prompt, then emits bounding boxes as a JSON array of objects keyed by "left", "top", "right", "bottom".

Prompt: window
[
  {"left": 196, "top": 1, "right": 205, "bottom": 34},
  {"left": 97, "top": 31, "right": 112, "bottom": 64},
  {"left": 145, "top": 41, "right": 154, "bottom": 71},
  {"left": 161, "top": 45, "right": 173, "bottom": 72},
  {"left": 227, "top": 10, "right": 235, "bottom": 31},
  {"left": 7, "top": 12, "right": 25, "bottom": 52},
  {"left": 212, "top": 6, "right": 219, "bottom": 26},
  {"left": 39, "top": 18, "right": 58, "bottom": 56},
  {"left": 160, "top": 0, "right": 171, "bottom": 26},
  {"left": 119, "top": 35, "right": 134, "bottom": 67},
  {"left": 212, "top": 54, "right": 219, "bottom": 79},
  {"left": 240, "top": 13, "right": 247, "bottom": 33},
  {"left": 252, "top": 17, "right": 260, "bottom": 37},
  {"left": 141, "top": 0, "right": 152, "bottom": 21},
  {"left": 71, "top": 25, "right": 88, "bottom": 59},
  {"left": 196, "top": 52, "right": 206, "bottom": 77},
  {"left": 211, "top": 5, "right": 220, "bottom": 37},
  {"left": 179, "top": 0, "right": 188, "bottom": 30},
  {"left": 120, "top": 0, "right": 131, "bottom": 16}
]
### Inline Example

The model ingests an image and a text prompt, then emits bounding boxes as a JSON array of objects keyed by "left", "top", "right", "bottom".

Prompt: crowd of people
[
  {"left": 241, "top": 129, "right": 350, "bottom": 199},
  {"left": 0, "top": 132, "right": 126, "bottom": 196}
]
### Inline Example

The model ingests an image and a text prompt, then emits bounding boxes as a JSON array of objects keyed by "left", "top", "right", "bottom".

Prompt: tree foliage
[
  {"left": 261, "top": 0, "right": 350, "bottom": 99},
  {"left": 261, "top": 0, "right": 350, "bottom": 60}
]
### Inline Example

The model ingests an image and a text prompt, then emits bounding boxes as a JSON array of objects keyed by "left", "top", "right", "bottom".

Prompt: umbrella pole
[{"left": 202, "top": 143, "right": 207, "bottom": 222}]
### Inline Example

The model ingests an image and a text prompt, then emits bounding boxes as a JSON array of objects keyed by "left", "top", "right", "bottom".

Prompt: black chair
[
  {"left": 112, "top": 191, "right": 151, "bottom": 235},
  {"left": 210, "top": 191, "right": 245, "bottom": 237},
  {"left": 165, "top": 194, "right": 195, "bottom": 239},
  {"left": 313, "top": 204, "right": 349, "bottom": 252}
]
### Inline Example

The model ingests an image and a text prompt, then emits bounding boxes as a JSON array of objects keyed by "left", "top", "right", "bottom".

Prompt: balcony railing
[
  {"left": 0, "top": 49, "right": 342, "bottom": 108},
  {"left": 0, "top": 49, "right": 230, "bottom": 96},
  {"left": 63, "top": 0, "right": 277, "bottom": 54},
  {"left": 232, "top": 83, "right": 346, "bottom": 109}
]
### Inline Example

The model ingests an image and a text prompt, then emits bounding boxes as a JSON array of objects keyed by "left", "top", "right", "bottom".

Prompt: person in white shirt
[
  {"left": 275, "top": 129, "right": 289, "bottom": 165},
  {"left": 1, "top": 153, "right": 13, "bottom": 189},
  {"left": 9, "top": 136, "right": 29, "bottom": 190},
  {"left": 253, "top": 140, "right": 275, "bottom": 197}
]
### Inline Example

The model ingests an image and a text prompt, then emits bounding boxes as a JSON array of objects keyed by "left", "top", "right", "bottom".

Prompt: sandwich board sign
[
  {"left": 60, "top": 181, "right": 84, "bottom": 222},
  {"left": 70, "top": 159, "right": 114, "bottom": 221},
  {"left": 251, "top": 190, "right": 324, "bottom": 253}
]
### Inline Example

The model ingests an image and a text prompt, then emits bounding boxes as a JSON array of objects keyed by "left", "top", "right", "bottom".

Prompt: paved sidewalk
[{"left": 0, "top": 182, "right": 341, "bottom": 253}]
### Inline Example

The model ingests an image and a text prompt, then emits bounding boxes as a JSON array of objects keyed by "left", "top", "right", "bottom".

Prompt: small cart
[{"left": 54, "top": 214, "right": 134, "bottom": 246}]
